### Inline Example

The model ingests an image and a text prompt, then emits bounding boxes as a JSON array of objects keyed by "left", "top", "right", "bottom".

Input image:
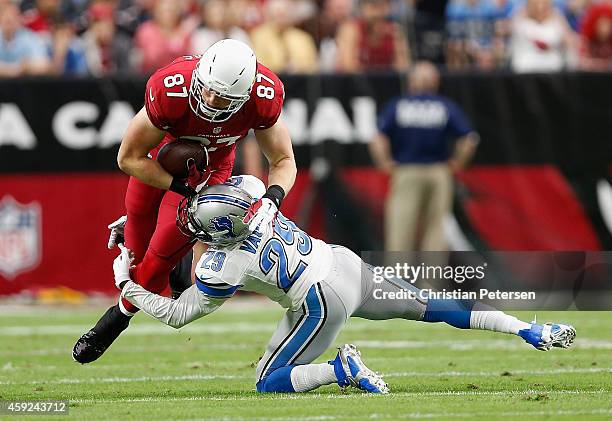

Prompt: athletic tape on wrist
[{"left": 263, "top": 185, "right": 285, "bottom": 208}]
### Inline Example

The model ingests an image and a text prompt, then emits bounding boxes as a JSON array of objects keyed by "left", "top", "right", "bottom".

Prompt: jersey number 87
[{"left": 256, "top": 73, "right": 275, "bottom": 100}]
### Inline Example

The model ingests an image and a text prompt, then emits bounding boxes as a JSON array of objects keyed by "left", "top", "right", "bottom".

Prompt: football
[{"left": 156, "top": 140, "right": 208, "bottom": 179}]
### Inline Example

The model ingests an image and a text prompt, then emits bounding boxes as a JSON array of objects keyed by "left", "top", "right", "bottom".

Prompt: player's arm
[
  {"left": 369, "top": 132, "right": 397, "bottom": 174},
  {"left": 370, "top": 100, "right": 399, "bottom": 174},
  {"left": 117, "top": 107, "right": 172, "bottom": 190},
  {"left": 254, "top": 119, "right": 297, "bottom": 195},
  {"left": 449, "top": 132, "right": 479, "bottom": 172},
  {"left": 445, "top": 101, "right": 479, "bottom": 172},
  {"left": 121, "top": 282, "right": 228, "bottom": 329},
  {"left": 114, "top": 246, "right": 229, "bottom": 328}
]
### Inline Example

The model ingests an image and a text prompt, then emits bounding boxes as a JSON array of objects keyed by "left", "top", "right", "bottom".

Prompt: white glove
[
  {"left": 243, "top": 198, "right": 278, "bottom": 231},
  {"left": 113, "top": 244, "right": 134, "bottom": 290},
  {"left": 107, "top": 215, "right": 127, "bottom": 249}
]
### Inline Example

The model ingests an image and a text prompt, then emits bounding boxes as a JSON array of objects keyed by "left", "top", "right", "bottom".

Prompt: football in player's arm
[{"left": 72, "top": 40, "right": 297, "bottom": 365}]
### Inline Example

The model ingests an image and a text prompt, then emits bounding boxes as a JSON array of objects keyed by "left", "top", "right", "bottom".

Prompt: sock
[
  {"left": 422, "top": 298, "right": 475, "bottom": 328},
  {"left": 469, "top": 302, "right": 531, "bottom": 334},
  {"left": 256, "top": 365, "right": 296, "bottom": 392},
  {"left": 290, "top": 363, "right": 338, "bottom": 392},
  {"left": 118, "top": 298, "right": 135, "bottom": 317},
  {"left": 256, "top": 363, "right": 337, "bottom": 393}
]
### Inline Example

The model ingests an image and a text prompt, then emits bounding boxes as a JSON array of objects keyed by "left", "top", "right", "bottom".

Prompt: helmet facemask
[{"left": 188, "top": 65, "right": 252, "bottom": 123}]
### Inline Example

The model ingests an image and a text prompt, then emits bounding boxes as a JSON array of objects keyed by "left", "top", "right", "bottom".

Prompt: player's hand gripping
[
  {"left": 107, "top": 215, "right": 127, "bottom": 249},
  {"left": 243, "top": 185, "right": 285, "bottom": 231},
  {"left": 169, "top": 159, "right": 201, "bottom": 198},
  {"left": 113, "top": 244, "right": 135, "bottom": 290}
]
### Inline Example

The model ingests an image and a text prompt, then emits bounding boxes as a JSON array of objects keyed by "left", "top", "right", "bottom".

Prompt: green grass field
[{"left": 1, "top": 301, "right": 611, "bottom": 420}]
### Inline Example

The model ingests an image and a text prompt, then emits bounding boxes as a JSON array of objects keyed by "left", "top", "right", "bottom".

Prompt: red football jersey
[{"left": 144, "top": 55, "right": 285, "bottom": 174}]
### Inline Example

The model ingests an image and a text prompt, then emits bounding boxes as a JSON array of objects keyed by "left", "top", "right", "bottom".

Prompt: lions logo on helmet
[
  {"left": 210, "top": 216, "right": 236, "bottom": 238},
  {"left": 177, "top": 183, "right": 253, "bottom": 247}
]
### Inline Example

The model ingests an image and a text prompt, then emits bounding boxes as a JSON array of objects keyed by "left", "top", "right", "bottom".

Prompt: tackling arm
[
  {"left": 117, "top": 107, "right": 172, "bottom": 190},
  {"left": 121, "top": 282, "right": 227, "bottom": 329},
  {"left": 254, "top": 119, "right": 297, "bottom": 195}
]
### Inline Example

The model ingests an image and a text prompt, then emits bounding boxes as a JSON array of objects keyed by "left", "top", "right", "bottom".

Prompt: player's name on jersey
[{"left": 373, "top": 288, "right": 537, "bottom": 301}]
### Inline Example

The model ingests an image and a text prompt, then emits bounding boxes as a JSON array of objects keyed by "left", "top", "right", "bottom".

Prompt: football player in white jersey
[{"left": 112, "top": 176, "right": 576, "bottom": 394}]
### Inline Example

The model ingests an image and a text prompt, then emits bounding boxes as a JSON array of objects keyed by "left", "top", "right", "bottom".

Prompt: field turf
[{"left": 1, "top": 302, "right": 611, "bottom": 420}]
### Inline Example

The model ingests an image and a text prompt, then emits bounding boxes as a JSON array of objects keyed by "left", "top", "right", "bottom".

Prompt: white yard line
[
  {"left": 385, "top": 367, "right": 612, "bottom": 377},
  {"left": 175, "top": 408, "right": 612, "bottom": 421},
  {"left": 0, "top": 320, "right": 388, "bottom": 336},
  {"left": 0, "top": 373, "right": 247, "bottom": 386},
  {"left": 1, "top": 320, "right": 611, "bottom": 352},
  {"left": 0, "top": 322, "right": 276, "bottom": 336},
  {"left": 3, "top": 368, "right": 610, "bottom": 386},
  {"left": 67, "top": 389, "right": 609, "bottom": 404},
  {"left": 0, "top": 343, "right": 259, "bottom": 358}
]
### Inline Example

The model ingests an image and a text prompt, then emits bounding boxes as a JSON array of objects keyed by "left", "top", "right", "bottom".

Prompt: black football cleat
[
  {"left": 170, "top": 250, "right": 194, "bottom": 299},
  {"left": 72, "top": 305, "right": 131, "bottom": 364}
]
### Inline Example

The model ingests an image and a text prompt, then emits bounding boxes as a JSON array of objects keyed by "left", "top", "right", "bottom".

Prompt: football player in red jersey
[{"left": 73, "top": 39, "right": 296, "bottom": 363}]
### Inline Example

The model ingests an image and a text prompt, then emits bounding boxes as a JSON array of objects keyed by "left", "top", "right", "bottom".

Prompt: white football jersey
[{"left": 194, "top": 213, "right": 333, "bottom": 310}]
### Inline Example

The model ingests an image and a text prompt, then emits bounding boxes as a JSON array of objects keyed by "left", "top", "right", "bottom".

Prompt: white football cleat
[
  {"left": 518, "top": 322, "right": 576, "bottom": 351},
  {"left": 330, "top": 344, "right": 389, "bottom": 394}
]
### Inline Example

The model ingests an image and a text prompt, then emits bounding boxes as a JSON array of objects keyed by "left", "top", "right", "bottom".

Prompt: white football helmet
[{"left": 189, "top": 39, "right": 257, "bottom": 122}]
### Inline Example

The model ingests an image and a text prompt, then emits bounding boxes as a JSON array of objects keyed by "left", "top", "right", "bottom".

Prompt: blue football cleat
[
  {"left": 330, "top": 344, "right": 389, "bottom": 394},
  {"left": 518, "top": 321, "right": 576, "bottom": 351}
]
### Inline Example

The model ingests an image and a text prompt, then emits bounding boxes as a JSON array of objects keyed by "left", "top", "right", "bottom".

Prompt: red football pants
[{"left": 120, "top": 169, "right": 232, "bottom": 313}]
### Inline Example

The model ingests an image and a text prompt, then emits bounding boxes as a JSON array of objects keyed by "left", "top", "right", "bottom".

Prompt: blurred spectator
[
  {"left": 369, "top": 61, "right": 478, "bottom": 251},
  {"left": 561, "top": 0, "right": 592, "bottom": 32},
  {"left": 317, "top": 0, "right": 353, "bottom": 71},
  {"left": 23, "top": 0, "right": 61, "bottom": 34},
  {"left": 48, "top": 16, "right": 87, "bottom": 75},
  {"left": 510, "top": 0, "right": 576, "bottom": 72},
  {"left": 490, "top": 0, "right": 518, "bottom": 67},
  {"left": 251, "top": 0, "right": 319, "bottom": 73},
  {"left": 58, "top": 0, "right": 92, "bottom": 24},
  {"left": 317, "top": 0, "right": 353, "bottom": 42},
  {"left": 336, "top": 0, "right": 411, "bottom": 72},
  {"left": 81, "top": 2, "right": 133, "bottom": 75},
  {"left": 134, "top": 0, "right": 197, "bottom": 74},
  {"left": 411, "top": 0, "right": 447, "bottom": 64},
  {"left": 0, "top": 3, "right": 50, "bottom": 76},
  {"left": 226, "top": 0, "right": 265, "bottom": 31},
  {"left": 445, "top": 0, "right": 500, "bottom": 70},
  {"left": 190, "top": 0, "right": 250, "bottom": 54},
  {"left": 579, "top": 1, "right": 612, "bottom": 70},
  {"left": 116, "top": 0, "right": 156, "bottom": 36}
]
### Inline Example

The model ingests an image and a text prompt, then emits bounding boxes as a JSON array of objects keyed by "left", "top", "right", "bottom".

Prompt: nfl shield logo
[
  {"left": 0, "top": 196, "right": 42, "bottom": 279},
  {"left": 213, "top": 127, "right": 222, "bottom": 134}
]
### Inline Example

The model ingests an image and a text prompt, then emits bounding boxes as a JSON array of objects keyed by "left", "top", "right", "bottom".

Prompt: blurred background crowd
[{"left": 1, "top": 0, "right": 612, "bottom": 78}]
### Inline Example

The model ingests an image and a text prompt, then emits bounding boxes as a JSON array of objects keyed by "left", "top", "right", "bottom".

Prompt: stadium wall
[{"left": 0, "top": 73, "right": 610, "bottom": 295}]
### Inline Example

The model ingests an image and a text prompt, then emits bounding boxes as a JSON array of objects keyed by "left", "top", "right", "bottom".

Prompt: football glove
[
  {"left": 243, "top": 185, "right": 285, "bottom": 231},
  {"left": 113, "top": 244, "right": 135, "bottom": 290},
  {"left": 243, "top": 198, "right": 278, "bottom": 231},
  {"left": 107, "top": 215, "right": 127, "bottom": 249}
]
